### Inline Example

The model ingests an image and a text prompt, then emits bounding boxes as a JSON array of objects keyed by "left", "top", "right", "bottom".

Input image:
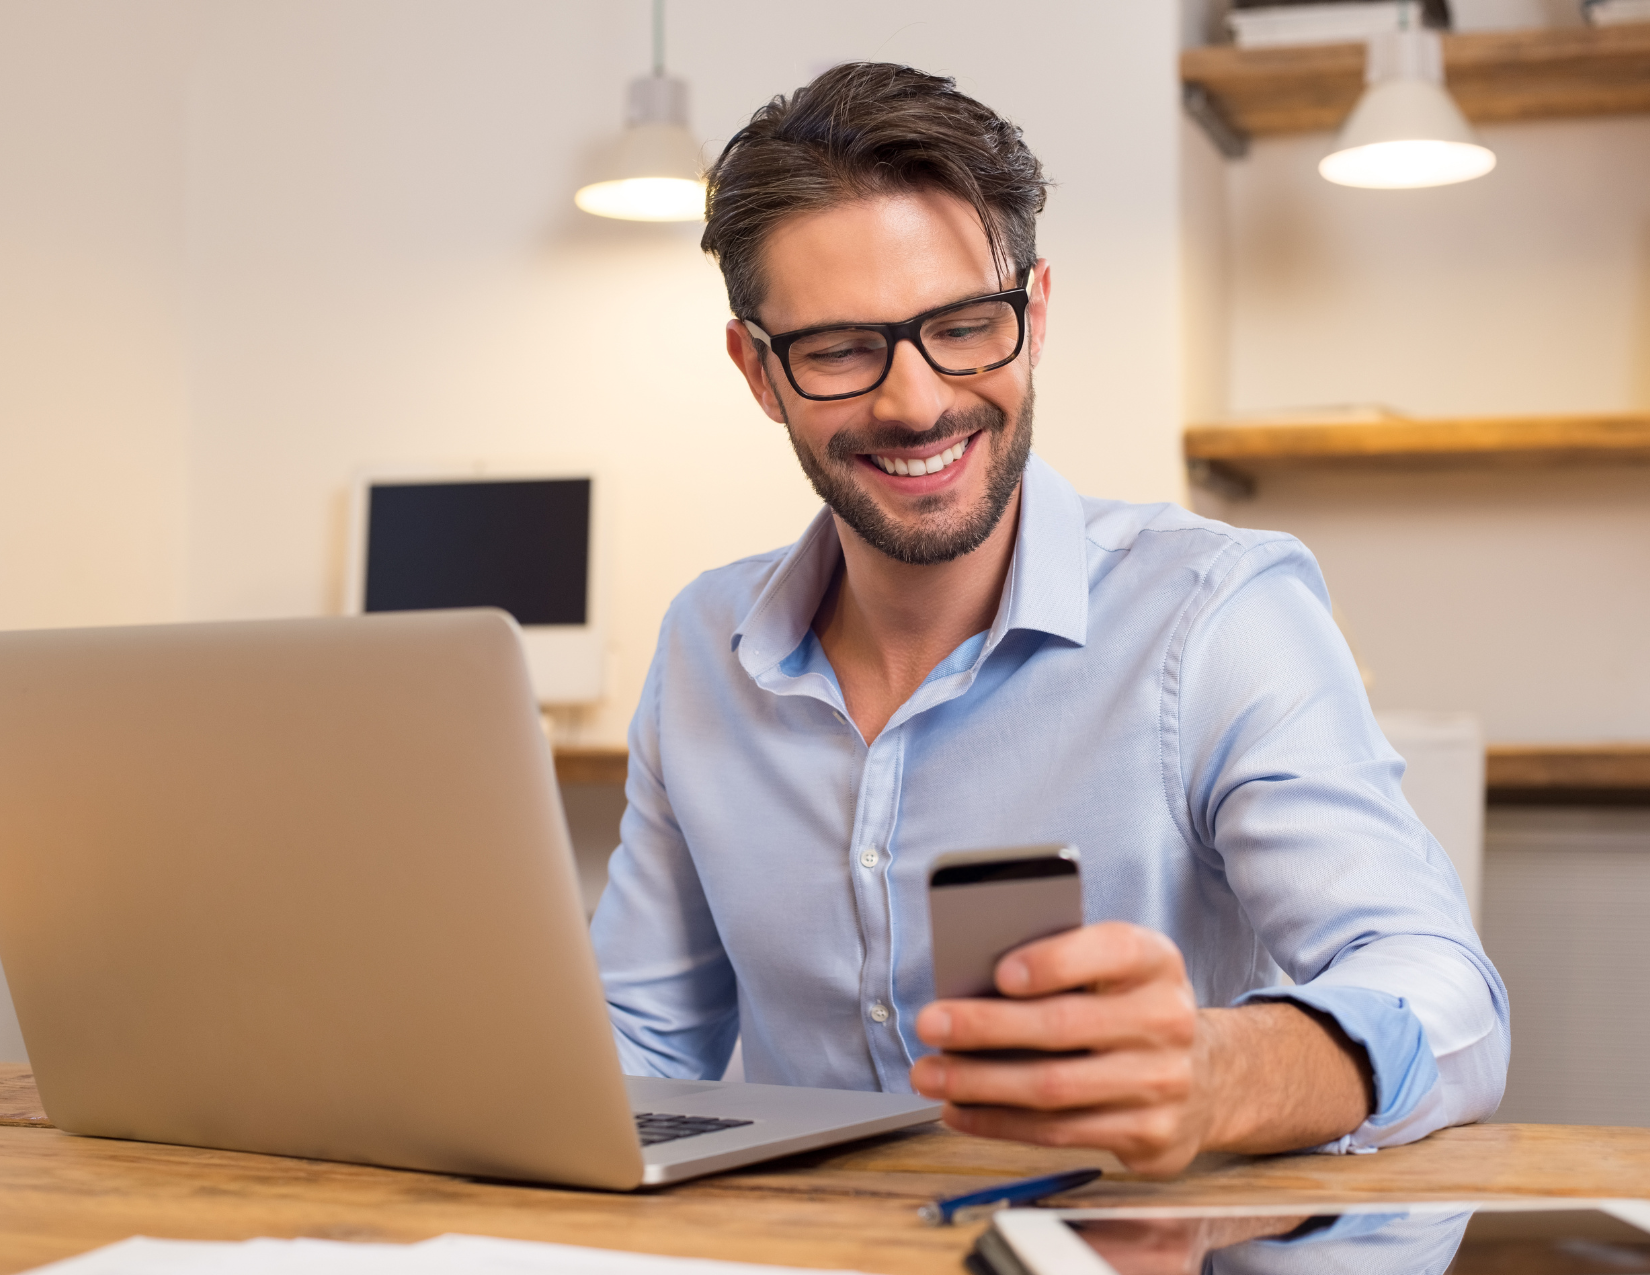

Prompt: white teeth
[{"left": 871, "top": 435, "right": 972, "bottom": 477}]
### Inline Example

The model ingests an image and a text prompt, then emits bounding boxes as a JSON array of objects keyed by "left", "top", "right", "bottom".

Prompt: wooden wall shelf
[
  {"left": 551, "top": 745, "right": 629, "bottom": 787},
  {"left": 1487, "top": 744, "right": 1650, "bottom": 805},
  {"left": 1184, "top": 412, "right": 1650, "bottom": 496},
  {"left": 551, "top": 744, "right": 1650, "bottom": 805},
  {"left": 1181, "top": 24, "right": 1650, "bottom": 141}
]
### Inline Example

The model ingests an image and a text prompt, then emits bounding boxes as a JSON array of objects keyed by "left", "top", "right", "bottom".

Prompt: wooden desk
[{"left": 1, "top": 1065, "right": 1646, "bottom": 1275}]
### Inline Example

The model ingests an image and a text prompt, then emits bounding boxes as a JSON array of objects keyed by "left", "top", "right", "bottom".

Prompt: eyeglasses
[{"left": 743, "top": 272, "right": 1032, "bottom": 402}]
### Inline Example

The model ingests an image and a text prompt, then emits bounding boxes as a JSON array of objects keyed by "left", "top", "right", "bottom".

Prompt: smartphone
[{"left": 927, "top": 844, "right": 1083, "bottom": 1001}]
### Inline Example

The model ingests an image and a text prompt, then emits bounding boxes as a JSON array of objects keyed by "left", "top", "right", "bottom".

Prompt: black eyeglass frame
[{"left": 742, "top": 270, "right": 1034, "bottom": 403}]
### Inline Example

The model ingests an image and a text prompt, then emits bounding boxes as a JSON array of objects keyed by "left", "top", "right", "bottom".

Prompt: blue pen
[{"left": 917, "top": 1167, "right": 1104, "bottom": 1226}]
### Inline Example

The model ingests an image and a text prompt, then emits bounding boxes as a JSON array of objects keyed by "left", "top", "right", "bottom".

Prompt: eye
[
  {"left": 923, "top": 303, "right": 1012, "bottom": 347},
  {"left": 809, "top": 342, "right": 876, "bottom": 363},
  {"left": 931, "top": 320, "right": 993, "bottom": 342},
  {"left": 793, "top": 330, "right": 886, "bottom": 367}
]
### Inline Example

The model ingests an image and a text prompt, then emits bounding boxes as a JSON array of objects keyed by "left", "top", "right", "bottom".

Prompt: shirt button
[
  {"left": 868, "top": 1003, "right": 891, "bottom": 1024},
  {"left": 859, "top": 847, "right": 879, "bottom": 868},
  {"left": 833, "top": 711, "right": 846, "bottom": 724}
]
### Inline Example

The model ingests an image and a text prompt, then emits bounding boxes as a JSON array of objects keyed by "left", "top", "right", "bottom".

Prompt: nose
[{"left": 869, "top": 338, "right": 952, "bottom": 431}]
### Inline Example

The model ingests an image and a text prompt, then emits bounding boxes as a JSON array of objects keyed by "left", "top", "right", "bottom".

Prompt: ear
[
  {"left": 726, "top": 320, "right": 788, "bottom": 424},
  {"left": 1025, "top": 259, "right": 1052, "bottom": 369}
]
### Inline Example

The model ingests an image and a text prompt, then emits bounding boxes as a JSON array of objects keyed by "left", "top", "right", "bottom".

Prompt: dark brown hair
[{"left": 701, "top": 63, "right": 1049, "bottom": 322}]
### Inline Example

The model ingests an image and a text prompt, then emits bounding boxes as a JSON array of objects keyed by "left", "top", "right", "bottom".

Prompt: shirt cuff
[{"left": 1232, "top": 982, "right": 1441, "bottom": 1154}]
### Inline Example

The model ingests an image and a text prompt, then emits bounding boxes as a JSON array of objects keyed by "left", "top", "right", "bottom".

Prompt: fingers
[
  {"left": 936, "top": 1101, "right": 1201, "bottom": 1178},
  {"left": 915, "top": 980, "right": 1196, "bottom": 1055},
  {"left": 995, "top": 922, "right": 1186, "bottom": 999},
  {"left": 910, "top": 1041, "right": 1194, "bottom": 1114},
  {"left": 907, "top": 925, "right": 1207, "bottom": 1176}
]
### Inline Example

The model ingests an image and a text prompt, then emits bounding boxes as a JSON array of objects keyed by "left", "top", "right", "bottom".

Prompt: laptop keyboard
[{"left": 633, "top": 1112, "right": 755, "bottom": 1147}]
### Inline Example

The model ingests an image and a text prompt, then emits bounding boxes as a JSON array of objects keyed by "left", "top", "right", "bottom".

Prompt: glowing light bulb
[{"left": 574, "top": 176, "right": 706, "bottom": 222}]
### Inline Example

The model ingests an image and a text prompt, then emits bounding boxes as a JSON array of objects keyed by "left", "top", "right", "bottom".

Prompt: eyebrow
[{"left": 773, "top": 280, "right": 1015, "bottom": 333}]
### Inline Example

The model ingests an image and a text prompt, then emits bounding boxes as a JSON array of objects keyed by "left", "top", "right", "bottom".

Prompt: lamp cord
[{"left": 652, "top": 0, "right": 665, "bottom": 76}]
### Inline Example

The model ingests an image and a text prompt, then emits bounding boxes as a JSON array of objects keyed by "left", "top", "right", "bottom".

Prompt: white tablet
[{"left": 985, "top": 1198, "right": 1650, "bottom": 1275}]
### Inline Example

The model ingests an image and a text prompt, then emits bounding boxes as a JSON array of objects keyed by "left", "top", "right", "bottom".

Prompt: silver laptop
[{"left": 0, "top": 610, "right": 938, "bottom": 1188}]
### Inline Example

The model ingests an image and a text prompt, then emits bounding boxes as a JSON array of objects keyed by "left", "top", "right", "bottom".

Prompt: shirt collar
[
  {"left": 989, "top": 452, "right": 1090, "bottom": 650},
  {"left": 732, "top": 452, "right": 1089, "bottom": 681}
]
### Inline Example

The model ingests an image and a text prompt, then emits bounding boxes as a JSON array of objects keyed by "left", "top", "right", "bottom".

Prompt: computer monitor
[{"left": 345, "top": 470, "right": 601, "bottom": 703}]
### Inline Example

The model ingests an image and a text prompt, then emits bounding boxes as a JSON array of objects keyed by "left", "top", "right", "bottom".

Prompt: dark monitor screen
[{"left": 363, "top": 478, "right": 589, "bottom": 627}]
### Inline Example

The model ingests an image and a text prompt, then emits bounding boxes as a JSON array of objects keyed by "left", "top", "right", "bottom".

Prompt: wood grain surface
[
  {"left": 552, "top": 745, "right": 629, "bottom": 787},
  {"left": 0, "top": 1064, "right": 1646, "bottom": 1275},
  {"left": 1183, "top": 413, "right": 1650, "bottom": 469},
  {"left": 1180, "top": 24, "right": 1650, "bottom": 137},
  {"left": 0, "top": 1070, "right": 46, "bottom": 1129},
  {"left": 1487, "top": 744, "right": 1650, "bottom": 805}
]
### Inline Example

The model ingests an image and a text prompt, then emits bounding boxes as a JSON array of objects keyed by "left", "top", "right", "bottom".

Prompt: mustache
[{"left": 824, "top": 402, "right": 1008, "bottom": 465}]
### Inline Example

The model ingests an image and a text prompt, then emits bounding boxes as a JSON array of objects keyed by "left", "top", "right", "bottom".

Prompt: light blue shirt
[{"left": 591, "top": 455, "right": 1509, "bottom": 1151}]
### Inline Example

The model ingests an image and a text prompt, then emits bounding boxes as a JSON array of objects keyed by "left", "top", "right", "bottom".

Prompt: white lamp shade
[
  {"left": 576, "top": 75, "right": 706, "bottom": 222},
  {"left": 575, "top": 122, "right": 705, "bottom": 221},
  {"left": 1320, "top": 79, "right": 1496, "bottom": 188}
]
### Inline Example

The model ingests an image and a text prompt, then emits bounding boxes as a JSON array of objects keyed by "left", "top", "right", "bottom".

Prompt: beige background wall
[
  {"left": 1226, "top": 118, "right": 1650, "bottom": 417},
  {"left": 0, "top": 2, "right": 194, "bottom": 632}
]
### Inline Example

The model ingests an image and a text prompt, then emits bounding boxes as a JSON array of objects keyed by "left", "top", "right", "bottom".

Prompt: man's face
[{"left": 726, "top": 190, "right": 1049, "bottom": 566}]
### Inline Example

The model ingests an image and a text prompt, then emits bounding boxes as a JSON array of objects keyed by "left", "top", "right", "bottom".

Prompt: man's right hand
[{"left": 909, "top": 922, "right": 1374, "bottom": 1175}]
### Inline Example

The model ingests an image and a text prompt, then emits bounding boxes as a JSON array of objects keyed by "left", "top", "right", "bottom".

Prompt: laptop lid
[{"left": 0, "top": 610, "right": 647, "bottom": 1189}]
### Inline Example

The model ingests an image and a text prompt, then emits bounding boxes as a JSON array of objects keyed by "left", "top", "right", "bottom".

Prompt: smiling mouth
[{"left": 864, "top": 433, "right": 975, "bottom": 477}]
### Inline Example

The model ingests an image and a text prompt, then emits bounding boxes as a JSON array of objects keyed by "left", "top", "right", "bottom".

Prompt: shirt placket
[{"left": 846, "top": 720, "right": 908, "bottom": 1090}]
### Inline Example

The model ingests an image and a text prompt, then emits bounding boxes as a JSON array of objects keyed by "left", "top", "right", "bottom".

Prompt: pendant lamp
[
  {"left": 1319, "top": 5, "right": 1496, "bottom": 190},
  {"left": 574, "top": 0, "right": 705, "bottom": 221}
]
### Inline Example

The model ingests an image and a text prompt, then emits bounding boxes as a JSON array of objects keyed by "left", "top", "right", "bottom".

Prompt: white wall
[
  {"left": 1194, "top": 112, "right": 1650, "bottom": 744},
  {"left": 1227, "top": 116, "right": 1650, "bottom": 418},
  {"left": 0, "top": 1, "right": 194, "bottom": 631},
  {"left": 1181, "top": 118, "right": 1232, "bottom": 424}
]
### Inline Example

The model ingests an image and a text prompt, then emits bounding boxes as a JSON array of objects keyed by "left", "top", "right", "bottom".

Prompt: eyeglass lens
[{"left": 784, "top": 297, "right": 1022, "bottom": 398}]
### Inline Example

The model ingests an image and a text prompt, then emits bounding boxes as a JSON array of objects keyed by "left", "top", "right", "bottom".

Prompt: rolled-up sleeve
[
  {"left": 1171, "top": 540, "right": 1510, "bottom": 1150},
  {"left": 588, "top": 605, "right": 739, "bottom": 1080}
]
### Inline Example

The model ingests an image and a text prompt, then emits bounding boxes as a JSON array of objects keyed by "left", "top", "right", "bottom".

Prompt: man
[{"left": 590, "top": 63, "right": 1507, "bottom": 1176}]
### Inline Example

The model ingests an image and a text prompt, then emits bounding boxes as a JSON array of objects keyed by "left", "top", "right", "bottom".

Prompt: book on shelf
[
  {"left": 1227, "top": 0, "right": 1450, "bottom": 49},
  {"left": 1584, "top": 0, "right": 1650, "bottom": 23}
]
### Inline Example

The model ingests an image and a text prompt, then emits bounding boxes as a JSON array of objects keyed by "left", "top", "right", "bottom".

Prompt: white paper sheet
[{"left": 30, "top": 1234, "right": 874, "bottom": 1275}]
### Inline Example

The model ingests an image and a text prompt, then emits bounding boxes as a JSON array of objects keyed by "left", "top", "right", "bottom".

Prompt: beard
[{"left": 784, "top": 386, "right": 1034, "bottom": 567}]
